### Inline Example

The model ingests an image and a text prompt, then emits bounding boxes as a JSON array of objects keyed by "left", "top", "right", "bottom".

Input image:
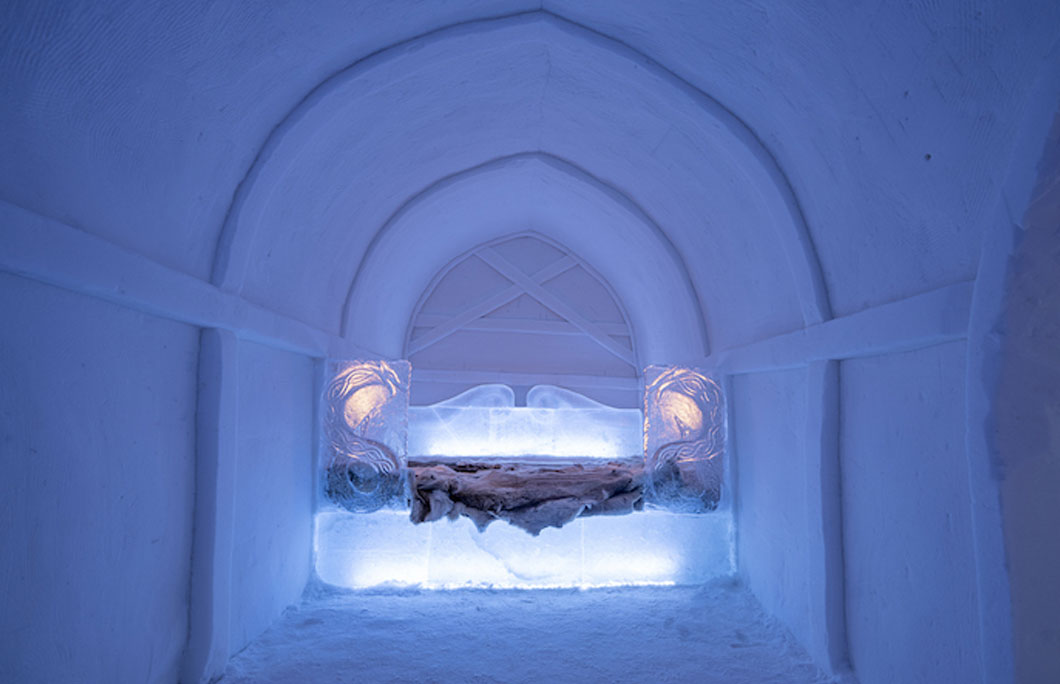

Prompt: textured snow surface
[{"left": 220, "top": 578, "right": 831, "bottom": 684}]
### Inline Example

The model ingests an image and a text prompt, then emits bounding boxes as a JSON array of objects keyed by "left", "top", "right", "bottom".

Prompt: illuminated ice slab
[
  {"left": 315, "top": 508, "right": 733, "bottom": 589},
  {"left": 408, "top": 384, "right": 642, "bottom": 459}
]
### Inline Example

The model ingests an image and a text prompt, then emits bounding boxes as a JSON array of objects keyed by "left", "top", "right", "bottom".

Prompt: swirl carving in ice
[
  {"left": 323, "top": 360, "right": 410, "bottom": 512},
  {"left": 643, "top": 366, "right": 725, "bottom": 511}
]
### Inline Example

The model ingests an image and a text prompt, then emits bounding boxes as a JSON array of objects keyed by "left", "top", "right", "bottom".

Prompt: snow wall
[{"left": 1, "top": 3, "right": 1058, "bottom": 683}]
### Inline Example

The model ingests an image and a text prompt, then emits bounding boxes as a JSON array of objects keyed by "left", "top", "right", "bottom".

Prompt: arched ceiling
[
  {"left": 344, "top": 154, "right": 706, "bottom": 362},
  {"left": 2, "top": 0, "right": 1057, "bottom": 359},
  {"left": 215, "top": 13, "right": 824, "bottom": 358}
]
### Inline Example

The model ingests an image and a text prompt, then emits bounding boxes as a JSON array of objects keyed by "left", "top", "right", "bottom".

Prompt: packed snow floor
[{"left": 221, "top": 577, "right": 832, "bottom": 684}]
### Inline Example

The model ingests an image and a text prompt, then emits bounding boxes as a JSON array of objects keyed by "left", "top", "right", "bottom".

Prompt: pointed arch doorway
[{"left": 404, "top": 233, "right": 640, "bottom": 407}]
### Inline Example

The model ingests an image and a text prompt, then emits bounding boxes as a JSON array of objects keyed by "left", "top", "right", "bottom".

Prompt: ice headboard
[
  {"left": 407, "top": 384, "right": 642, "bottom": 460},
  {"left": 323, "top": 364, "right": 725, "bottom": 524}
]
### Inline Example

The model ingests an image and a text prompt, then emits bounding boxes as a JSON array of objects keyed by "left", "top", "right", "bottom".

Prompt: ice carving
[
  {"left": 643, "top": 365, "right": 725, "bottom": 511},
  {"left": 432, "top": 383, "right": 515, "bottom": 408},
  {"left": 526, "top": 384, "right": 610, "bottom": 409},
  {"left": 408, "top": 384, "right": 642, "bottom": 459},
  {"left": 323, "top": 359, "right": 410, "bottom": 512}
]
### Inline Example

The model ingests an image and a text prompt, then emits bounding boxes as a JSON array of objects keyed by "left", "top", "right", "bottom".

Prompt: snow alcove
[
  {"left": 316, "top": 235, "right": 733, "bottom": 589},
  {"left": 5, "top": 4, "right": 1058, "bottom": 683}
]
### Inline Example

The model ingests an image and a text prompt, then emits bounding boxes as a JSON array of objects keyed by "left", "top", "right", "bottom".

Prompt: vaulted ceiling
[{"left": 1, "top": 1, "right": 1056, "bottom": 362}]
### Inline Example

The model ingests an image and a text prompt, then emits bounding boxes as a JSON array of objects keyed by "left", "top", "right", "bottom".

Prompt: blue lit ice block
[
  {"left": 314, "top": 507, "right": 733, "bottom": 589},
  {"left": 317, "top": 381, "right": 733, "bottom": 587},
  {"left": 408, "top": 384, "right": 642, "bottom": 460}
]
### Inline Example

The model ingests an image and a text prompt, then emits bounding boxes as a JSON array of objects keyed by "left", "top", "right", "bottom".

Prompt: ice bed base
[{"left": 315, "top": 508, "right": 734, "bottom": 589}]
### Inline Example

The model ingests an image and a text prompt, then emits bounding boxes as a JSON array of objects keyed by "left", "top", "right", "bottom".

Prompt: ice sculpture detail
[
  {"left": 408, "top": 384, "right": 641, "bottom": 460},
  {"left": 323, "top": 359, "right": 411, "bottom": 512},
  {"left": 525, "top": 384, "right": 612, "bottom": 409},
  {"left": 643, "top": 365, "right": 725, "bottom": 511},
  {"left": 405, "top": 383, "right": 644, "bottom": 534}
]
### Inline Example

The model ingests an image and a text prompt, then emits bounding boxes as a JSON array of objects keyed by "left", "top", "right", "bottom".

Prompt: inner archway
[{"left": 404, "top": 233, "right": 639, "bottom": 407}]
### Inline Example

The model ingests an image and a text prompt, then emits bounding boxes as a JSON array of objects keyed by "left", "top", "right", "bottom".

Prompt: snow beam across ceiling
[{"left": 212, "top": 13, "right": 827, "bottom": 362}]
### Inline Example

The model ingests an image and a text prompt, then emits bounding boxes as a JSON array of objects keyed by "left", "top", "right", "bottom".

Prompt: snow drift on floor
[{"left": 220, "top": 577, "right": 831, "bottom": 684}]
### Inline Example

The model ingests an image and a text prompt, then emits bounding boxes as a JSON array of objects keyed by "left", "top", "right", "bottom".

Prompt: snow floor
[{"left": 220, "top": 577, "right": 832, "bottom": 684}]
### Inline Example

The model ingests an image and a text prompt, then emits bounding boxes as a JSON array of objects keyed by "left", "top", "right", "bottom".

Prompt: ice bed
[{"left": 315, "top": 361, "right": 732, "bottom": 589}]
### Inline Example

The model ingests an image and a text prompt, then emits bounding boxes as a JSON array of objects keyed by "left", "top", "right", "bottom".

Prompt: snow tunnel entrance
[{"left": 314, "top": 236, "right": 734, "bottom": 588}]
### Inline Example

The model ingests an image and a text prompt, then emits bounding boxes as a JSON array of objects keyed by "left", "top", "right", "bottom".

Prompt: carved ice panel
[
  {"left": 643, "top": 365, "right": 725, "bottom": 511},
  {"left": 323, "top": 359, "right": 410, "bottom": 512}
]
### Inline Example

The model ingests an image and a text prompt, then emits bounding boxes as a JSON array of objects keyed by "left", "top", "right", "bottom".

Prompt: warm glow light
[
  {"left": 657, "top": 391, "right": 704, "bottom": 438},
  {"left": 643, "top": 366, "right": 724, "bottom": 455},
  {"left": 323, "top": 359, "right": 411, "bottom": 512},
  {"left": 343, "top": 384, "right": 390, "bottom": 431},
  {"left": 642, "top": 366, "right": 726, "bottom": 509}
]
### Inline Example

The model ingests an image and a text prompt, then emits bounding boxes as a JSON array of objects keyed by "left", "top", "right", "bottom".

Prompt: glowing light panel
[
  {"left": 314, "top": 508, "right": 733, "bottom": 589},
  {"left": 409, "top": 384, "right": 642, "bottom": 459}
]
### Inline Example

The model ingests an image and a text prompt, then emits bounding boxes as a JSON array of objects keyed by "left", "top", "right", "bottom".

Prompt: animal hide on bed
[{"left": 408, "top": 460, "right": 645, "bottom": 535}]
